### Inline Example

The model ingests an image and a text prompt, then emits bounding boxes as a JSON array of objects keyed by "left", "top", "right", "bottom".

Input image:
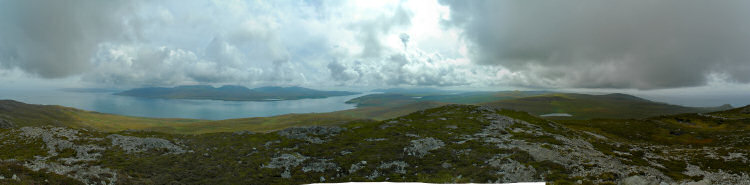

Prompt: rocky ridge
[{"left": 1, "top": 105, "right": 749, "bottom": 184}]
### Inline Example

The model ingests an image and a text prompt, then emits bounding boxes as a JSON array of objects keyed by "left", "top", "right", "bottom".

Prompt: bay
[{"left": 0, "top": 88, "right": 368, "bottom": 120}]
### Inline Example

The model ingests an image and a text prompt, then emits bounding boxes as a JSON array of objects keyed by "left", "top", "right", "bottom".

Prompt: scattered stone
[
  {"left": 404, "top": 137, "right": 445, "bottom": 158},
  {"left": 621, "top": 175, "right": 650, "bottom": 185},
  {"left": 405, "top": 133, "right": 420, "bottom": 138},
  {"left": 302, "top": 159, "right": 339, "bottom": 173},
  {"left": 485, "top": 157, "right": 537, "bottom": 182},
  {"left": 441, "top": 162, "right": 452, "bottom": 168},
  {"left": 263, "top": 153, "right": 309, "bottom": 179},
  {"left": 277, "top": 126, "right": 344, "bottom": 144},
  {"left": 365, "top": 138, "right": 387, "bottom": 142},
  {"left": 445, "top": 125, "right": 458, "bottom": 129},
  {"left": 349, "top": 161, "right": 367, "bottom": 174},
  {"left": 366, "top": 170, "right": 380, "bottom": 180},
  {"left": 107, "top": 134, "right": 186, "bottom": 154},
  {"left": 14, "top": 126, "right": 119, "bottom": 184},
  {"left": 378, "top": 161, "right": 409, "bottom": 174}
]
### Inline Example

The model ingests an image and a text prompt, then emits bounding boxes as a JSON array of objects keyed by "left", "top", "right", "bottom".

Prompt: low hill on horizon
[
  {"left": 481, "top": 93, "right": 732, "bottom": 119},
  {"left": 115, "top": 85, "right": 359, "bottom": 101}
]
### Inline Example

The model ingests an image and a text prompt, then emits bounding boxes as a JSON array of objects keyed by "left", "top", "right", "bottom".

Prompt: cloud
[
  {"left": 0, "top": 0, "right": 136, "bottom": 78},
  {"left": 399, "top": 33, "right": 410, "bottom": 50},
  {"left": 440, "top": 0, "right": 750, "bottom": 89},
  {"left": 327, "top": 47, "right": 506, "bottom": 87},
  {"left": 351, "top": 4, "right": 413, "bottom": 58}
]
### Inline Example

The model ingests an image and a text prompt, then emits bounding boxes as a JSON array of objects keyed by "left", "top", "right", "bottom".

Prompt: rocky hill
[{"left": 2, "top": 105, "right": 749, "bottom": 184}]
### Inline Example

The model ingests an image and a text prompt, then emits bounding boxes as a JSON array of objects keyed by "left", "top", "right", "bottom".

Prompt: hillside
[
  {"left": 481, "top": 93, "right": 733, "bottom": 119},
  {"left": 2, "top": 105, "right": 749, "bottom": 184},
  {"left": 0, "top": 100, "right": 427, "bottom": 134},
  {"left": 115, "top": 85, "right": 359, "bottom": 101}
]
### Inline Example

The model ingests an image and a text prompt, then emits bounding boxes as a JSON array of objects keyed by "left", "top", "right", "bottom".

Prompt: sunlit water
[{"left": 0, "top": 88, "right": 371, "bottom": 120}]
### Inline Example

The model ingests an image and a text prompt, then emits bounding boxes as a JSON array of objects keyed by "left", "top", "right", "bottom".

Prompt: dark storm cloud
[
  {"left": 0, "top": 0, "right": 135, "bottom": 78},
  {"left": 440, "top": 0, "right": 750, "bottom": 89}
]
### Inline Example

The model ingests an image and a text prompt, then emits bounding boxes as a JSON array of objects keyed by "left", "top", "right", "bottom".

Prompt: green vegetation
[
  {"left": 2, "top": 102, "right": 750, "bottom": 184},
  {"left": 0, "top": 161, "right": 83, "bottom": 185},
  {"left": 481, "top": 93, "right": 732, "bottom": 119}
]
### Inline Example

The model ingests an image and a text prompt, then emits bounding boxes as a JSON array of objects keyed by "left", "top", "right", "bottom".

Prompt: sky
[{"left": 1, "top": 0, "right": 750, "bottom": 106}]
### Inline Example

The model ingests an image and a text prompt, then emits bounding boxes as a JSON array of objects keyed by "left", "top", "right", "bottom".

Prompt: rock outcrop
[
  {"left": 0, "top": 118, "right": 14, "bottom": 129},
  {"left": 107, "top": 134, "right": 186, "bottom": 154}
]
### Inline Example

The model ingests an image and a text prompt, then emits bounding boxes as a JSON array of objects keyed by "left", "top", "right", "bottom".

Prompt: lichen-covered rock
[
  {"left": 263, "top": 153, "right": 309, "bottom": 178},
  {"left": 349, "top": 161, "right": 367, "bottom": 174},
  {"left": 0, "top": 118, "right": 14, "bottom": 129},
  {"left": 302, "top": 159, "right": 339, "bottom": 173},
  {"left": 485, "top": 157, "right": 537, "bottom": 182},
  {"left": 378, "top": 161, "right": 409, "bottom": 174},
  {"left": 404, "top": 137, "right": 445, "bottom": 158},
  {"left": 15, "top": 126, "right": 117, "bottom": 185},
  {"left": 365, "top": 138, "right": 387, "bottom": 142},
  {"left": 620, "top": 175, "right": 652, "bottom": 185},
  {"left": 107, "top": 134, "right": 186, "bottom": 154},
  {"left": 277, "top": 126, "right": 344, "bottom": 144}
]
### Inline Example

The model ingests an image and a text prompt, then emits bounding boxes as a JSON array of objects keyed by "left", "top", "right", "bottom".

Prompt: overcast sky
[{"left": 1, "top": 0, "right": 750, "bottom": 106}]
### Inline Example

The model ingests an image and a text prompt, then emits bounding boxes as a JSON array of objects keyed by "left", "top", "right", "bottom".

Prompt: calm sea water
[{"left": 0, "top": 88, "right": 369, "bottom": 120}]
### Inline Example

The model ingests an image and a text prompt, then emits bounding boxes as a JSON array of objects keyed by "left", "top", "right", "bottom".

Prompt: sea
[{"left": 0, "top": 88, "right": 370, "bottom": 120}]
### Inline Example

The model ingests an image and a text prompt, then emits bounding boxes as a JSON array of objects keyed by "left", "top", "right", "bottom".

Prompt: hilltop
[
  {"left": 481, "top": 93, "right": 732, "bottom": 119},
  {"left": 2, "top": 104, "right": 750, "bottom": 184},
  {"left": 115, "top": 85, "right": 359, "bottom": 101},
  {"left": 347, "top": 92, "right": 731, "bottom": 120}
]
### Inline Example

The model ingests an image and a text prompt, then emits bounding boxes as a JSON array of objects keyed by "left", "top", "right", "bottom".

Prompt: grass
[
  {"left": 0, "top": 99, "right": 449, "bottom": 134},
  {"left": 481, "top": 93, "right": 732, "bottom": 120},
  {"left": 3, "top": 103, "right": 750, "bottom": 184}
]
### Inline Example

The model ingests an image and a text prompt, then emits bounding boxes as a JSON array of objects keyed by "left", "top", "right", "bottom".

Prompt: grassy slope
[
  {"left": 481, "top": 93, "right": 731, "bottom": 119},
  {"left": 0, "top": 99, "right": 441, "bottom": 134},
  {"left": 560, "top": 105, "right": 750, "bottom": 146},
  {"left": 3, "top": 100, "right": 750, "bottom": 184},
  {"left": 0, "top": 91, "right": 736, "bottom": 134}
]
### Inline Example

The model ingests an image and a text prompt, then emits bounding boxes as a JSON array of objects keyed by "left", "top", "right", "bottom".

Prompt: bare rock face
[
  {"left": 0, "top": 118, "right": 14, "bottom": 129},
  {"left": 107, "top": 134, "right": 186, "bottom": 154}
]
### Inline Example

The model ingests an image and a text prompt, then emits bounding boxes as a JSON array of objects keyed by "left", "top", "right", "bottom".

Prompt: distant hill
[
  {"left": 370, "top": 87, "right": 458, "bottom": 95},
  {"left": 115, "top": 85, "right": 359, "bottom": 101},
  {"left": 346, "top": 91, "right": 552, "bottom": 107},
  {"left": 481, "top": 93, "right": 733, "bottom": 119}
]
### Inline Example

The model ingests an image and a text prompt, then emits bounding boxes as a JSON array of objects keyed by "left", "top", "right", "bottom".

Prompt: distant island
[{"left": 115, "top": 85, "right": 359, "bottom": 101}]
